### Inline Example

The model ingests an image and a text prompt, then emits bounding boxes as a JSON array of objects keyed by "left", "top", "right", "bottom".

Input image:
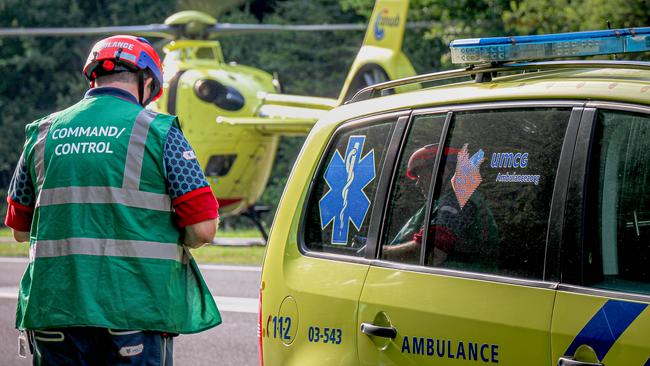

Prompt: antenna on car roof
[{"left": 606, "top": 20, "right": 620, "bottom": 60}]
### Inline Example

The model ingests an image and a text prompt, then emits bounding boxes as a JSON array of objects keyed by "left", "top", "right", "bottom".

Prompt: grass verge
[
  {"left": 190, "top": 245, "right": 266, "bottom": 265},
  {"left": 216, "top": 228, "right": 262, "bottom": 238},
  {"left": 0, "top": 227, "right": 262, "bottom": 239},
  {"left": 0, "top": 242, "right": 28, "bottom": 257}
]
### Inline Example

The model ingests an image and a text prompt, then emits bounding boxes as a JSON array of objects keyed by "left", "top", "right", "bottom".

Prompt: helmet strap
[
  {"left": 137, "top": 70, "right": 145, "bottom": 106},
  {"left": 137, "top": 69, "right": 155, "bottom": 107}
]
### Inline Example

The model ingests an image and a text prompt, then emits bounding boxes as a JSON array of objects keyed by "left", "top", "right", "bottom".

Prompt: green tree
[
  {"left": 0, "top": 0, "right": 175, "bottom": 218},
  {"left": 177, "top": 0, "right": 247, "bottom": 18},
  {"left": 504, "top": 0, "right": 650, "bottom": 35}
]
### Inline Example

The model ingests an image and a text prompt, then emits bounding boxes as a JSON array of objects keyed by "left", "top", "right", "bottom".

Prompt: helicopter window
[
  {"left": 195, "top": 47, "right": 215, "bottom": 60},
  {"left": 205, "top": 155, "right": 237, "bottom": 177},
  {"left": 302, "top": 120, "right": 396, "bottom": 257}
]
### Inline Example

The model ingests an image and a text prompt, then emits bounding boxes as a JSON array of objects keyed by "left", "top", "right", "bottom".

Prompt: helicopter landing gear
[{"left": 242, "top": 205, "right": 271, "bottom": 243}]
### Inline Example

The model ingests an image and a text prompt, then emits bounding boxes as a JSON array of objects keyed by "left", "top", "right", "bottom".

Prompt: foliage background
[{"left": 0, "top": 0, "right": 647, "bottom": 229}]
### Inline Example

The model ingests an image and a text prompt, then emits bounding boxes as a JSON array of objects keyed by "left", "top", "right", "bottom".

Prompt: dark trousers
[{"left": 29, "top": 327, "right": 173, "bottom": 366}]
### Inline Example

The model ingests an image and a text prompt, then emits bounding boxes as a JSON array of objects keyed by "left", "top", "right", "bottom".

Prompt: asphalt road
[{"left": 0, "top": 257, "right": 261, "bottom": 366}]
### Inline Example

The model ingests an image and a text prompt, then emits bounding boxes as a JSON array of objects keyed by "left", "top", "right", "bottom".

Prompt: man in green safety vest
[{"left": 5, "top": 35, "right": 221, "bottom": 365}]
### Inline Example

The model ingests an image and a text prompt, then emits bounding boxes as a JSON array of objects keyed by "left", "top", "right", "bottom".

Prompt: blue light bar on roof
[{"left": 450, "top": 27, "right": 650, "bottom": 64}]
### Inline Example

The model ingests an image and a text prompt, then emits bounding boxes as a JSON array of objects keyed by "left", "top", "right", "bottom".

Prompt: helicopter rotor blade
[
  {"left": 0, "top": 24, "right": 176, "bottom": 39},
  {"left": 209, "top": 23, "right": 365, "bottom": 34},
  {"left": 0, "top": 18, "right": 439, "bottom": 40},
  {"left": 206, "top": 21, "right": 438, "bottom": 36}
]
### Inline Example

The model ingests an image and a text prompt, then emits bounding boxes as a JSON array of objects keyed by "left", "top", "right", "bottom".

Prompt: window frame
[
  {"left": 375, "top": 110, "right": 452, "bottom": 264},
  {"left": 560, "top": 101, "right": 650, "bottom": 303},
  {"left": 297, "top": 110, "right": 410, "bottom": 265},
  {"left": 370, "top": 100, "right": 583, "bottom": 289}
]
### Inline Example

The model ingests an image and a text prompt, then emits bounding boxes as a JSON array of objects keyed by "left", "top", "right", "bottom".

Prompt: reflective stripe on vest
[
  {"left": 34, "top": 109, "right": 172, "bottom": 212},
  {"left": 30, "top": 238, "right": 184, "bottom": 262},
  {"left": 34, "top": 116, "right": 54, "bottom": 190},
  {"left": 123, "top": 109, "right": 155, "bottom": 189},
  {"left": 38, "top": 186, "right": 171, "bottom": 211}
]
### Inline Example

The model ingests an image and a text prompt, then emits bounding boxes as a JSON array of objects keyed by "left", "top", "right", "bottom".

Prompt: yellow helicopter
[{"left": 0, "top": 0, "right": 422, "bottom": 237}]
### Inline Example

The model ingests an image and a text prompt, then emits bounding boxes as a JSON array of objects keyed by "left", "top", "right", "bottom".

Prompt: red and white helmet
[{"left": 83, "top": 35, "right": 163, "bottom": 104}]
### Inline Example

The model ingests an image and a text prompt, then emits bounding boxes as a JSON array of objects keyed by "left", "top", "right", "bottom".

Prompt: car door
[
  {"left": 260, "top": 112, "right": 407, "bottom": 365},
  {"left": 357, "top": 103, "right": 581, "bottom": 365},
  {"left": 552, "top": 106, "right": 650, "bottom": 366}
]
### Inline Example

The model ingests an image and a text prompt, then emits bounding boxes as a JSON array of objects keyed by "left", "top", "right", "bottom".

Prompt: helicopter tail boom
[
  {"left": 216, "top": 116, "right": 317, "bottom": 136},
  {"left": 213, "top": 92, "right": 338, "bottom": 136},
  {"left": 257, "top": 92, "right": 337, "bottom": 110}
]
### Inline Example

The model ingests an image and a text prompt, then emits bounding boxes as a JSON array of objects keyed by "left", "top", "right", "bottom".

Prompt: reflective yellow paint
[
  {"left": 357, "top": 268, "right": 555, "bottom": 365},
  {"left": 261, "top": 187, "right": 370, "bottom": 364}
]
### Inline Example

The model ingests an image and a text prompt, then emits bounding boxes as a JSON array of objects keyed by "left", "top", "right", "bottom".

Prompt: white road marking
[
  {"left": 0, "top": 286, "right": 23, "bottom": 299},
  {"left": 0, "top": 286, "right": 258, "bottom": 314},
  {"left": 0, "top": 257, "right": 261, "bottom": 272},
  {"left": 216, "top": 296, "right": 259, "bottom": 314},
  {"left": 198, "top": 264, "right": 261, "bottom": 272},
  {"left": 0, "top": 257, "right": 28, "bottom": 263}
]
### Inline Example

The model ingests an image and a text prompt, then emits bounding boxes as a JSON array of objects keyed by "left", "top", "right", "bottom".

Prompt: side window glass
[
  {"left": 424, "top": 108, "right": 570, "bottom": 279},
  {"left": 303, "top": 121, "right": 395, "bottom": 256},
  {"left": 381, "top": 114, "right": 446, "bottom": 264},
  {"left": 582, "top": 110, "right": 650, "bottom": 295}
]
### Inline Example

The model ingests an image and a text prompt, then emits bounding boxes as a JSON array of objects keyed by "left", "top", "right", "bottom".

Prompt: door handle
[
  {"left": 558, "top": 357, "right": 603, "bottom": 366},
  {"left": 360, "top": 323, "right": 397, "bottom": 339}
]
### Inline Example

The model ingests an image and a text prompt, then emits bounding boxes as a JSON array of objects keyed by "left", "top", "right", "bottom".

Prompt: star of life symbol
[
  {"left": 319, "top": 135, "right": 376, "bottom": 245},
  {"left": 451, "top": 144, "right": 485, "bottom": 209}
]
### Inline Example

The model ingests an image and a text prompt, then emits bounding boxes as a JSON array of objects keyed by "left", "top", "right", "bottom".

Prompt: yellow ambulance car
[{"left": 258, "top": 28, "right": 650, "bottom": 366}]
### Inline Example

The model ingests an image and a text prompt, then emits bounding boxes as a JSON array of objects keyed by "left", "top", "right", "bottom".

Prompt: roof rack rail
[{"left": 347, "top": 60, "right": 650, "bottom": 104}]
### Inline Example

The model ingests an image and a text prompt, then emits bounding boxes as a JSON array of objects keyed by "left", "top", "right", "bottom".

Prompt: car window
[
  {"left": 303, "top": 120, "right": 395, "bottom": 256},
  {"left": 421, "top": 108, "right": 571, "bottom": 279},
  {"left": 580, "top": 110, "right": 650, "bottom": 295},
  {"left": 381, "top": 114, "right": 446, "bottom": 264}
]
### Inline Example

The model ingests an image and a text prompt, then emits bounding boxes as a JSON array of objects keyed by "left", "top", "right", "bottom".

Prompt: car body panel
[
  {"left": 357, "top": 266, "right": 556, "bottom": 365},
  {"left": 551, "top": 291, "right": 650, "bottom": 365}
]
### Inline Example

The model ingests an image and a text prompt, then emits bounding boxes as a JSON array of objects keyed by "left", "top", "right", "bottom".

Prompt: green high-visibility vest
[{"left": 16, "top": 93, "right": 221, "bottom": 333}]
